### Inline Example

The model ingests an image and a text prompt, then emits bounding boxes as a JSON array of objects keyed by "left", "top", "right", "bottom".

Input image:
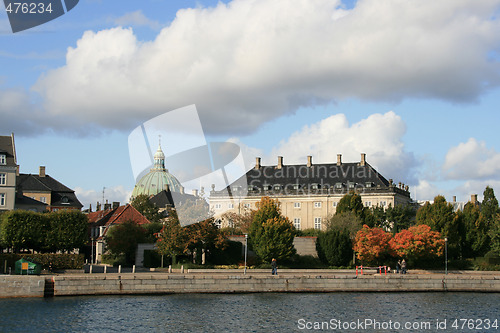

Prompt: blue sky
[{"left": 2, "top": 0, "right": 500, "bottom": 209}]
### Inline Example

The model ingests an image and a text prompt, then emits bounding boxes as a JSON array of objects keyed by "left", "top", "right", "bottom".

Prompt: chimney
[
  {"left": 39, "top": 166, "right": 46, "bottom": 177},
  {"left": 360, "top": 153, "right": 366, "bottom": 166},
  {"left": 112, "top": 202, "right": 120, "bottom": 209},
  {"left": 104, "top": 199, "right": 111, "bottom": 210},
  {"left": 452, "top": 196, "right": 456, "bottom": 203},
  {"left": 307, "top": 156, "right": 313, "bottom": 167},
  {"left": 96, "top": 201, "right": 101, "bottom": 211},
  {"left": 398, "top": 182, "right": 402, "bottom": 189},
  {"left": 192, "top": 189, "right": 198, "bottom": 197},
  {"left": 337, "top": 154, "right": 342, "bottom": 166},
  {"left": 471, "top": 194, "right": 478, "bottom": 204},
  {"left": 277, "top": 156, "right": 283, "bottom": 169},
  {"left": 389, "top": 179, "right": 393, "bottom": 186},
  {"left": 16, "top": 165, "right": 19, "bottom": 176},
  {"left": 255, "top": 157, "right": 261, "bottom": 170}
]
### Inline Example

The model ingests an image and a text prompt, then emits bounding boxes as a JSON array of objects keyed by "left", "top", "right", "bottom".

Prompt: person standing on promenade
[
  {"left": 396, "top": 260, "right": 401, "bottom": 274},
  {"left": 401, "top": 259, "right": 407, "bottom": 274},
  {"left": 271, "top": 258, "right": 278, "bottom": 275}
]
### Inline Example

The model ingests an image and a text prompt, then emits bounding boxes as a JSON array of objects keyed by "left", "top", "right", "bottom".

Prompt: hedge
[{"left": 0, "top": 253, "right": 84, "bottom": 270}]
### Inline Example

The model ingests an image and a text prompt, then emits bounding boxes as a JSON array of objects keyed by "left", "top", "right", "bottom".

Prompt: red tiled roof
[{"left": 105, "top": 204, "right": 150, "bottom": 227}]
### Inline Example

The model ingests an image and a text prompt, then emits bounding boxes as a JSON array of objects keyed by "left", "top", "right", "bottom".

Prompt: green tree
[
  {"left": 0, "top": 210, "right": 49, "bottom": 252},
  {"left": 327, "top": 211, "right": 362, "bottom": 239},
  {"left": 416, "top": 196, "right": 462, "bottom": 258},
  {"left": 105, "top": 220, "right": 146, "bottom": 265},
  {"left": 336, "top": 192, "right": 366, "bottom": 223},
  {"left": 489, "top": 213, "right": 500, "bottom": 256},
  {"left": 386, "top": 204, "right": 416, "bottom": 233},
  {"left": 482, "top": 186, "right": 499, "bottom": 223},
  {"left": 47, "top": 210, "right": 88, "bottom": 253},
  {"left": 461, "top": 202, "right": 490, "bottom": 258},
  {"left": 131, "top": 194, "right": 161, "bottom": 223},
  {"left": 249, "top": 197, "right": 296, "bottom": 262},
  {"left": 252, "top": 216, "right": 296, "bottom": 262},
  {"left": 316, "top": 228, "right": 352, "bottom": 267},
  {"left": 184, "top": 218, "right": 226, "bottom": 264}
]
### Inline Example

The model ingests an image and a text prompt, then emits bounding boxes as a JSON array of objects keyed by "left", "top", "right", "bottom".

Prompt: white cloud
[
  {"left": 266, "top": 111, "right": 418, "bottom": 184},
  {"left": 112, "top": 10, "right": 162, "bottom": 30},
  {"left": 451, "top": 180, "right": 500, "bottom": 202},
  {"left": 412, "top": 180, "right": 442, "bottom": 202},
  {"left": 31, "top": 0, "right": 500, "bottom": 134},
  {"left": 443, "top": 138, "right": 500, "bottom": 180},
  {"left": 75, "top": 186, "right": 132, "bottom": 210}
]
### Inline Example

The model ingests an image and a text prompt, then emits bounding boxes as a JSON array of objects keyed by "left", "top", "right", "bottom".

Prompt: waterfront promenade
[{"left": 1, "top": 269, "right": 499, "bottom": 298}]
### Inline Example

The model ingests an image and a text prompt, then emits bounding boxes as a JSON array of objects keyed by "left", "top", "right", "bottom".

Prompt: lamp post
[
  {"left": 244, "top": 234, "right": 248, "bottom": 275},
  {"left": 444, "top": 237, "right": 448, "bottom": 275}
]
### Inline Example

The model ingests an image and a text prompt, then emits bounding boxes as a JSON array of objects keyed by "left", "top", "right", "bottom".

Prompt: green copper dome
[{"left": 131, "top": 143, "right": 183, "bottom": 198}]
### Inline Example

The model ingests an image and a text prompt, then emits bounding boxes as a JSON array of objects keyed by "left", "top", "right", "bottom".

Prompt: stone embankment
[{"left": 1, "top": 270, "right": 498, "bottom": 298}]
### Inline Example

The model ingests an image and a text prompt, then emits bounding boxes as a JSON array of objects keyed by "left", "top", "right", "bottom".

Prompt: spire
[{"left": 153, "top": 137, "right": 166, "bottom": 171}]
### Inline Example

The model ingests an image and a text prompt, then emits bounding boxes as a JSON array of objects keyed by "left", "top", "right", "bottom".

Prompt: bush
[
  {"left": 0, "top": 253, "right": 84, "bottom": 270},
  {"left": 209, "top": 240, "right": 242, "bottom": 265}
]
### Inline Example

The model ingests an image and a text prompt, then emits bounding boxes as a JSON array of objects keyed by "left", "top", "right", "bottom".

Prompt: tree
[
  {"left": 389, "top": 224, "right": 444, "bottom": 266},
  {"left": 482, "top": 186, "right": 499, "bottom": 224},
  {"left": 220, "top": 210, "right": 254, "bottom": 235},
  {"left": 131, "top": 194, "right": 162, "bottom": 223},
  {"left": 0, "top": 210, "right": 49, "bottom": 252},
  {"left": 316, "top": 228, "right": 352, "bottom": 267},
  {"left": 47, "top": 210, "right": 88, "bottom": 253},
  {"left": 252, "top": 216, "right": 296, "bottom": 262},
  {"left": 183, "top": 218, "right": 226, "bottom": 264},
  {"left": 353, "top": 225, "right": 392, "bottom": 265},
  {"left": 461, "top": 202, "right": 490, "bottom": 258},
  {"left": 105, "top": 220, "right": 146, "bottom": 265},
  {"left": 386, "top": 204, "right": 416, "bottom": 233},
  {"left": 156, "top": 209, "right": 186, "bottom": 265},
  {"left": 416, "top": 196, "right": 462, "bottom": 258},
  {"left": 249, "top": 197, "right": 296, "bottom": 262},
  {"left": 336, "top": 192, "right": 366, "bottom": 223},
  {"left": 489, "top": 213, "right": 500, "bottom": 256},
  {"left": 327, "top": 211, "right": 362, "bottom": 239}
]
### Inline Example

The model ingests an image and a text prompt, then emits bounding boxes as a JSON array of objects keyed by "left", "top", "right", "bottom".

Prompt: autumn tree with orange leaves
[
  {"left": 389, "top": 224, "right": 444, "bottom": 265},
  {"left": 353, "top": 225, "right": 392, "bottom": 265}
]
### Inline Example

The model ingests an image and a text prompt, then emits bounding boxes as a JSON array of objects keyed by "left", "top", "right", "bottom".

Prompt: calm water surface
[{"left": 0, "top": 293, "right": 498, "bottom": 332}]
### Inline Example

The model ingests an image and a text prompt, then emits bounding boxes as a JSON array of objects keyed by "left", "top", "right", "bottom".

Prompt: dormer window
[
  {"left": 348, "top": 183, "right": 356, "bottom": 189},
  {"left": 335, "top": 183, "right": 343, "bottom": 189},
  {"left": 0, "top": 154, "right": 5, "bottom": 165},
  {"left": 365, "top": 182, "right": 373, "bottom": 188},
  {"left": 263, "top": 185, "right": 271, "bottom": 191},
  {"left": 61, "top": 196, "right": 69, "bottom": 204},
  {"left": 274, "top": 185, "right": 281, "bottom": 191},
  {"left": 311, "top": 183, "right": 319, "bottom": 190},
  {"left": 293, "top": 184, "right": 300, "bottom": 190}
]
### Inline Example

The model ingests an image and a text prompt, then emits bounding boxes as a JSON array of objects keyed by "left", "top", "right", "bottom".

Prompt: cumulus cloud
[
  {"left": 412, "top": 180, "right": 442, "bottom": 202},
  {"left": 443, "top": 138, "right": 500, "bottom": 180},
  {"left": 111, "top": 10, "right": 161, "bottom": 30},
  {"left": 75, "top": 186, "right": 132, "bottom": 210},
  {"left": 265, "top": 111, "right": 418, "bottom": 184},
  {"left": 31, "top": 0, "right": 500, "bottom": 134}
]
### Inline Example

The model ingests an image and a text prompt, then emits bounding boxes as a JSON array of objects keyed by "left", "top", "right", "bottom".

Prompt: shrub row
[{"left": 0, "top": 253, "right": 84, "bottom": 270}]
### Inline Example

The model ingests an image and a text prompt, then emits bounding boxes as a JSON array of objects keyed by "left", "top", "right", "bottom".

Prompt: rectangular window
[
  {"left": 228, "top": 203, "right": 234, "bottom": 209},
  {"left": 263, "top": 185, "right": 271, "bottom": 191},
  {"left": 348, "top": 183, "right": 356, "bottom": 189},
  {"left": 0, "top": 154, "right": 5, "bottom": 165},
  {"left": 380, "top": 201, "right": 387, "bottom": 207},
  {"left": 335, "top": 183, "right": 343, "bottom": 189},
  {"left": 293, "top": 218, "right": 301, "bottom": 230},
  {"left": 214, "top": 204, "right": 222, "bottom": 209},
  {"left": 41, "top": 197, "right": 47, "bottom": 203},
  {"left": 294, "top": 202, "right": 301, "bottom": 208},
  {"left": 0, "top": 173, "right": 5, "bottom": 185},
  {"left": 314, "top": 202, "right": 322, "bottom": 208},
  {"left": 314, "top": 217, "right": 322, "bottom": 230},
  {"left": 365, "top": 182, "right": 373, "bottom": 188},
  {"left": 293, "top": 184, "right": 300, "bottom": 190},
  {"left": 274, "top": 185, "right": 281, "bottom": 191},
  {"left": 332, "top": 201, "right": 337, "bottom": 207},
  {"left": 364, "top": 201, "right": 372, "bottom": 207},
  {"left": 244, "top": 203, "right": 251, "bottom": 208}
]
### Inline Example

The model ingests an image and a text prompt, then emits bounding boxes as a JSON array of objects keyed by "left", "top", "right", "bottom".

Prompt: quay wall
[
  {"left": 52, "top": 274, "right": 500, "bottom": 296},
  {"left": 2, "top": 273, "right": 499, "bottom": 298},
  {"left": 0, "top": 275, "right": 46, "bottom": 298}
]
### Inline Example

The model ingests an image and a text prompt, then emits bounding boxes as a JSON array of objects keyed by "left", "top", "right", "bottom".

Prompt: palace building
[{"left": 209, "top": 154, "right": 412, "bottom": 230}]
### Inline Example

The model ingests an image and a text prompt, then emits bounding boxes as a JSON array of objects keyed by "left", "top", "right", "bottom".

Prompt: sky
[{"left": 1, "top": 0, "right": 500, "bottom": 210}]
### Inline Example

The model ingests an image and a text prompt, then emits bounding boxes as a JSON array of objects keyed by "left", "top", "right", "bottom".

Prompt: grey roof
[
  {"left": 17, "top": 173, "right": 83, "bottom": 209},
  {"left": 212, "top": 160, "right": 400, "bottom": 197},
  {"left": 149, "top": 190, "right": 197, "bottom": 208},
  {"left": 0, "top": 135, "right": 16, "bottom": 167}
]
